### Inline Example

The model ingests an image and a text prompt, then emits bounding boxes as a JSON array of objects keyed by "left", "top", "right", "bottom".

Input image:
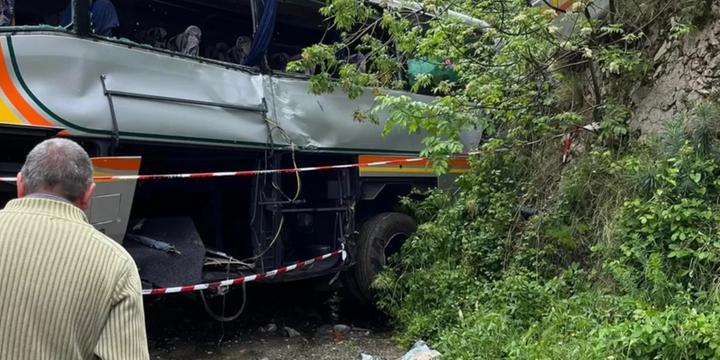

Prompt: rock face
[{"left": 631, "top": 18, "right": 720, "bottom": 134}]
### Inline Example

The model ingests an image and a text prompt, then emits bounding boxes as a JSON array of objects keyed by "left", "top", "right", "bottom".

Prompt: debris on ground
[
  {"left": 259, "top": 323, "right": 278, "bottom": 333},
  {"left": 357, "top": 353, "right": 386, "bottom": 360},
  {"left": 357, "top": 340, "right": 439, "bottom": 360},
  {"left": 398, "top": 340, "right": 440, "bottom": 360},
  {"left": 284, "top": 326, "right": 301, "bottom": 338},
  {"left": 147, "top": 284, "right": 404, "bottom": 359},
  {"left": 333, "top": 324, "right": 351, "bottom": 341},
  {"left": 350, "top": 326, "right": 372, "bottom": 337}
]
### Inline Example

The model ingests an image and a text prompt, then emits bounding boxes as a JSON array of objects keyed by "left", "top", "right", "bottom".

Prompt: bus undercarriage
[{"left": 0, "top": 131, "right": 436, "bottom": 307}]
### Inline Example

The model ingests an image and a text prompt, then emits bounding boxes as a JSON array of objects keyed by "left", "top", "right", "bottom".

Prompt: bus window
[
  {"left": 0, "top": 0, "right": 13, "bottom": 26},
  {"left": 3, "top": 0, "right": 118, "bottom": 36},
  {"left": 7, "top": 0, "right": 68, "bottom": 28},
  {"left": 57, "top": 0, "right": 119, "bottom": 36},
  {"left": 268, "top": 0, "right": 338, "bottom": 72},
  {"left": 121, "top": 0, "right": 254, "bottom": 62}
]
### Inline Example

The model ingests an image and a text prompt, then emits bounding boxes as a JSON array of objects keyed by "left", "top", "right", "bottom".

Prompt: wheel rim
[{"left": 382, "top": 232, "right": 408, "bottom": 266}]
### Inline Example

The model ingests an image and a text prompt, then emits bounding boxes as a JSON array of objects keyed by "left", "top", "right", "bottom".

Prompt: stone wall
[{"left": 631, "top": 17, "right": 720, "bottom": 134}]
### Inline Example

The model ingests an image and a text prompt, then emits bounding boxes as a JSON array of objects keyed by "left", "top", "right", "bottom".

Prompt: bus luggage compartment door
[{"left": 87, "top": 156, "right": 141, "bottom": 243}]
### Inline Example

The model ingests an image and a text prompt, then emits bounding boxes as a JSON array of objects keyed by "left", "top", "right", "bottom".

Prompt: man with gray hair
[{"left": 0, "top": 138, "right": 149, "bottom": 359}]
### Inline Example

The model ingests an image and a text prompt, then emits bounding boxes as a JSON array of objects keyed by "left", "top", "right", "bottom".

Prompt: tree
[
  {"left": 290, "top": 1, "right": 719, "bottom": 358},
  {"left": 287, "top": 0, "right": 659, "bottom": 170}
]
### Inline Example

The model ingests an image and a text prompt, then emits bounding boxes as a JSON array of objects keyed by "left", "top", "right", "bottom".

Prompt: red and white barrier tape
[
  {"left": 561, "top": 122, "right": 599, "bottom": 163},
  {"left": 142, "top": 249, "right": 345, "bottom": 296},
  {"left": 0, "top": 157, "right": 427, "bottom": 183}
]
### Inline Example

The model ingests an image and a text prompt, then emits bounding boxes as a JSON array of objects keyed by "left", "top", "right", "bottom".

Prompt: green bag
[{"left": 407, "top": 58, "right": 458, "bottom": 87}]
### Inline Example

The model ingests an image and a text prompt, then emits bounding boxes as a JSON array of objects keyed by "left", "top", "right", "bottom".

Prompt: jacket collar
[{"left": 2, "top": 197, "right": 88, "bottom": 224}]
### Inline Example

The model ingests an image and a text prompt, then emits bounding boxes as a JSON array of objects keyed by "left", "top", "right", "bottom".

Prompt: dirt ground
[{"left": 145, "top": 281, "right": 405, "bottom": 360}]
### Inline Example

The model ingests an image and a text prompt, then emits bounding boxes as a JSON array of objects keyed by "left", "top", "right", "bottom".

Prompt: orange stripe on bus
[
  {"left": 0, "top": 42, "right": 52, "bottom": 127},
  {"left": 358, "top": 155, "right": 469, "bottom": 169},
  {"left": 448, "top": 159, "right": 470, "bottom": 169},
  {"left": 359, "top": 167, "right": 434, "bottom": 173},
  {"left": 358, "top": 155, "right": 430, "bottom": 166},
  {"left": 91, "top": 157, "right": 142, "bottom": 172}
]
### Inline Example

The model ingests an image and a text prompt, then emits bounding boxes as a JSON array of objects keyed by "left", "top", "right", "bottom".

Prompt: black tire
[{"left": 343, "top": 212, "right": 417, "bottom": 307}]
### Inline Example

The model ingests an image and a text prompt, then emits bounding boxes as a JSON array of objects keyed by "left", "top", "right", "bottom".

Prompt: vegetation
[{"left": 290, "top": 0, "right": 720, "bottom": 358}]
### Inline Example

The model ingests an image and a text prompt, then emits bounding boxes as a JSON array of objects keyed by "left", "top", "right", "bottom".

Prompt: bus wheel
[{"left": 343, "top": 212, "right": 417, "bottom": 308}]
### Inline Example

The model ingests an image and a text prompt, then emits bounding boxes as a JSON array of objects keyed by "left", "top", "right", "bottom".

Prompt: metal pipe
[
  {"left": 103, "top": 89, "right": 267, "bottom": 113},
  {"left": 72, "top": 0, "right": 91, "bottom": 36},
  {"left": 280, "top": 207, "right": 349, "bottom": 213},
  {"left": 100, "top": 75, "right": 120, "bottom": 150},
  {"left": 250, "top": 0, "right": 259, "bottom": 34}
]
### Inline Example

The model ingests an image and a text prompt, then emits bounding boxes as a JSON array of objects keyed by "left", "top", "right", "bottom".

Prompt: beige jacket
[{"left": 0, "top": 197, "right": 148, "bottom": 359}]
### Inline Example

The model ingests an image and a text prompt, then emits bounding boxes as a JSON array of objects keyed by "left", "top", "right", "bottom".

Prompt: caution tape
[
  {"left": 142, "top": 249, "right": 345, "bottom": 296},
  {"left": 0, "top": 157, "right": 427, "bottom": 183}
]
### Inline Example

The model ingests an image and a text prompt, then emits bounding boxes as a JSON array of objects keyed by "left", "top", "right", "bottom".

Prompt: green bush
[
  {"left": 596, "top": 306, "right": 720, "bottom": 359},
  {"left": 295, "top": 0, "right": 720, "bottom": 356},
  {"left": 376, "top": 101, "right": 720, "bottom": 359}
]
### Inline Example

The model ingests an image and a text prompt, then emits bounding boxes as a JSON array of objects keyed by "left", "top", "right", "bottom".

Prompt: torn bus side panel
[{"left": 87, "top": 156, "right": 141, "bottom": 243}]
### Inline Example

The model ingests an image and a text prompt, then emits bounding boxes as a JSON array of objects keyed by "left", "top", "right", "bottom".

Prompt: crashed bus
[
  {"left": 0, "top": 0, "right": 485, "bottom": 310},
  {"left": 0, "top": 0, "right": 607, "bottom": 312}
]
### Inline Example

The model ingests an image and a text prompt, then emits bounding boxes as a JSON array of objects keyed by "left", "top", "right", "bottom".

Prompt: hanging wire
[{"left": 200, "top": 263, "right": 247, "bottom": 323}]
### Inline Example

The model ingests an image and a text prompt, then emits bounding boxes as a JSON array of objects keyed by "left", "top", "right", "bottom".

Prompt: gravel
[{"left": 145, "top": 282, "right": 403, "bottom": 360}]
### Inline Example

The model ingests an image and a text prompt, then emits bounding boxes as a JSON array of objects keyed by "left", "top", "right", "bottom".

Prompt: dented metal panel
[
  {"left": 0, "top": 32, "right": 480, "bottom": 154},
  {"left": 1, "top": 34, "right": 268, "bottom": 147},
  {"left": 264, "top": 76, "right": 431, "bottom": 154}
]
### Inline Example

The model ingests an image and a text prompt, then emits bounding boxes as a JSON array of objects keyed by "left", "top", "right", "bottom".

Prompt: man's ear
[
  {"left": 78, "top": 182, "right": 96, "bottom": 210},
  {"left": 16, "top": 172, "right": 25, "bottom": 198}
]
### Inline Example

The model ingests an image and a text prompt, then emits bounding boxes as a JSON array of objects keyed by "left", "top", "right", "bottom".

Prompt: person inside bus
[
  {"left": 60, "top": 0, "right": 119, "bottom": 37},
  {"left": 228, "top": 35, "right": 252, "bottom": 65},
  {"left": 207, "top": 41, "right": 231, "bottom": 62},
  {"left": 136, "top": 26, "right": 168, "bottom": 48},
  {"left": 269, "top": 52, "right": 290, "bottom": 71},
  {"left": 0, "top": 0, "right": 14, "bottom": 26},
  {"left": 166, "top": 25, "right": 202, "bottom": 56}
]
